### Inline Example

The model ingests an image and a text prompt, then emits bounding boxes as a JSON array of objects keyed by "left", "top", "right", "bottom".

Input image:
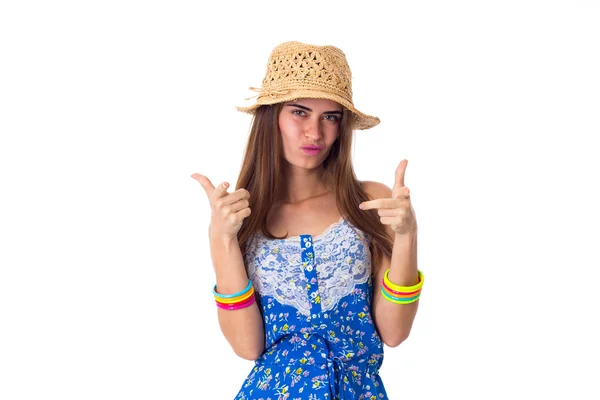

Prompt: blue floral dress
[{"left": 234, "top": 216, "right": 389, "bottom": 400}]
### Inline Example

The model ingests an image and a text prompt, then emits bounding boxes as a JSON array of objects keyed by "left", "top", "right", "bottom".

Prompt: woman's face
[{"left": 277, "top": 98, "right": 343, "bottom": 169}]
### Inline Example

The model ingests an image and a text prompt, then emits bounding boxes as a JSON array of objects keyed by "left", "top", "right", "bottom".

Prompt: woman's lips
[{"left": 302, "top": 148, "right": 322, "bottom": 155}]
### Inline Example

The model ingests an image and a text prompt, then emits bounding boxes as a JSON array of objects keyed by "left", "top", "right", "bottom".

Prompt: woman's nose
[{"left": 304, "top": 120, "right": 323, "bottom": 140}]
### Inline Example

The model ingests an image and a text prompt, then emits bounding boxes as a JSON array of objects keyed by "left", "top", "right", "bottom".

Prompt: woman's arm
[
  {"left": 371, "top": 230, "right": 419, "bottom": 347},
  {"left": 210, "top": 231, "right": 265, "bottom": 360},
  {"left": 363, "top": 181, "right": 420, "bottom": 347}
]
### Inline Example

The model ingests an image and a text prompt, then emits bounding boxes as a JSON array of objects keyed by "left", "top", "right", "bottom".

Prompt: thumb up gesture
[{"left": 191, "top": 173, "right": 252, "bottom": 241}]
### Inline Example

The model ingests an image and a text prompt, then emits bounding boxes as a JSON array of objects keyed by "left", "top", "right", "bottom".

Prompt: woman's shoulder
[{"left": 361, "top": 180, "right": 393, "bottom": 200}]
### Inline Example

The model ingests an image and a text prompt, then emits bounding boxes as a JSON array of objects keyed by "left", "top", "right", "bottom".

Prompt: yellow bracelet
[{"left": 383, "top": 269, "right": 424, "bottom": 293}]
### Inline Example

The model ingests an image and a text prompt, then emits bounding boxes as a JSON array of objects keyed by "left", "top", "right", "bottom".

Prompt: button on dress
[{"left": 234, "top": 217, "right": 389, "bottom": 400}]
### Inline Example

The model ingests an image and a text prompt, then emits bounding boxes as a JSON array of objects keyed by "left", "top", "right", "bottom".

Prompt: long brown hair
[{"left": 234, "top": 103, "right": 393, "bottom": 273}]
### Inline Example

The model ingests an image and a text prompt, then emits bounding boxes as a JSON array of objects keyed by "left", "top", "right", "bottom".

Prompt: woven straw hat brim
[{"left": 236, "top": 89, "right": 380, "bottom": 131}]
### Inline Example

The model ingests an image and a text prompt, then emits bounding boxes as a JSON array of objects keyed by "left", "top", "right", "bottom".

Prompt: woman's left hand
[{"left": 359, "top": 159, "right": 417, "bottom": 235}]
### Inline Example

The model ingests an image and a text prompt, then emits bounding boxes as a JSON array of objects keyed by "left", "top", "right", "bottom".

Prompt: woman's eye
[
  {"left": 324, "top": 115, "right": 339, "bottom": 122},
  {"left": 292, "top": 109, "right": 306, "bottom": 116}
]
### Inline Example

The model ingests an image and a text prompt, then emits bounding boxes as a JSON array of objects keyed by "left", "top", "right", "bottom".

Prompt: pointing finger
[
  {"left": 191, "top": 174, "right": 231, "bottom": 204},
  {"left": 191, "top": 173, "right": 215, "bottom": 198},
  {"left": 359, "top": 198, "right": 404, "bottom": 210}
]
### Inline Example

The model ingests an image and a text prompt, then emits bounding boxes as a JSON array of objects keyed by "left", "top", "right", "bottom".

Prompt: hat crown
[{"left": 259, "top": 41, "right": 354, "bottom": 104}]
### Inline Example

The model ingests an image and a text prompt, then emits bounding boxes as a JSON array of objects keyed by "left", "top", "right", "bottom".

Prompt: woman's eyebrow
[{"left": 286, "top": 103, "right": 343, "bottom": 115}]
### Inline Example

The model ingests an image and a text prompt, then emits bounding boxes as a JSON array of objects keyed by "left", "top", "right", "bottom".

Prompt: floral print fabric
[{"left": 234, "top": 217, "right": 388, "bottom": 400}]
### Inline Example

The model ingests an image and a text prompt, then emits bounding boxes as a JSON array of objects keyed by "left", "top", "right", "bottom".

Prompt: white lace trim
[{"left": 245, "top": 218, "right": 372, "bottom": 316}]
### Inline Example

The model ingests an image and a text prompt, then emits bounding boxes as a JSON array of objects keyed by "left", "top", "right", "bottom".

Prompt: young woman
[{"left": 192, "top": 41, "right": 424, "bottom": 400}]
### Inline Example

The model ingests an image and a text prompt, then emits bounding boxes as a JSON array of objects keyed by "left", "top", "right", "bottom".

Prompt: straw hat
[{"left": 236, "top": 41, "right": 380, "bottom": 130}]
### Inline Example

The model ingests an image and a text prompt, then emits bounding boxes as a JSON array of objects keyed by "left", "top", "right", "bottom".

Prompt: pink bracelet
[{"left": 215, "top": 294, "right": 256, "bottom": 310}]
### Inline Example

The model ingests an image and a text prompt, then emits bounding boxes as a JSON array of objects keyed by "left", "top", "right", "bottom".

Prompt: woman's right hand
[{"left": 191, "top": 173, "right": 251, "bottom": 241}]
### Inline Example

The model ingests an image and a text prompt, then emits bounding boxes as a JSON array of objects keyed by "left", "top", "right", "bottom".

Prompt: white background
[{"left": 1, "top": 0, "right": 599, "bottom": 399}]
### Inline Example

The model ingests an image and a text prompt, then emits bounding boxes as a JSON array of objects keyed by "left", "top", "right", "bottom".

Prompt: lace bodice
[{"left": 246, "top": 217, "right": 372, "bottom": 316}]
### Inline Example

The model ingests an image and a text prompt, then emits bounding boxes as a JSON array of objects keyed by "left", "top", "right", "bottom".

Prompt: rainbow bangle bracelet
[
  {"left": 216, "top": 286, "right": 255, "bottom": 305},
  {"left": 381, "top": 269, "right": 424, "bottom": 304},
  {"left": 213, "top": 279, "right": 256, "bottom": 311},
  {"left": 381, "top": 287, "right": 421, "bottom": 304}
]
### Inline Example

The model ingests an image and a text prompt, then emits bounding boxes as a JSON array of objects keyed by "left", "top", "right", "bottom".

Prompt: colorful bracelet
[
  {"left": 381, "top": 269, "right": 424, "bottom": 304},
  {"left": 213, "top": 279, "right": 256, "bottom": 310},
  {"left": 216, "top": 294, "right": 256, "bottom": 310},
  {"left": 215, "top": 286, "right": 255, "bottom": 305}
]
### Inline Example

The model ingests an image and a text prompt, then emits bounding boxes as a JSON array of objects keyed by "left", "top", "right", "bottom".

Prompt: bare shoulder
[{"left": 361, "top": 180, "right": 393, "bottom": 200}]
